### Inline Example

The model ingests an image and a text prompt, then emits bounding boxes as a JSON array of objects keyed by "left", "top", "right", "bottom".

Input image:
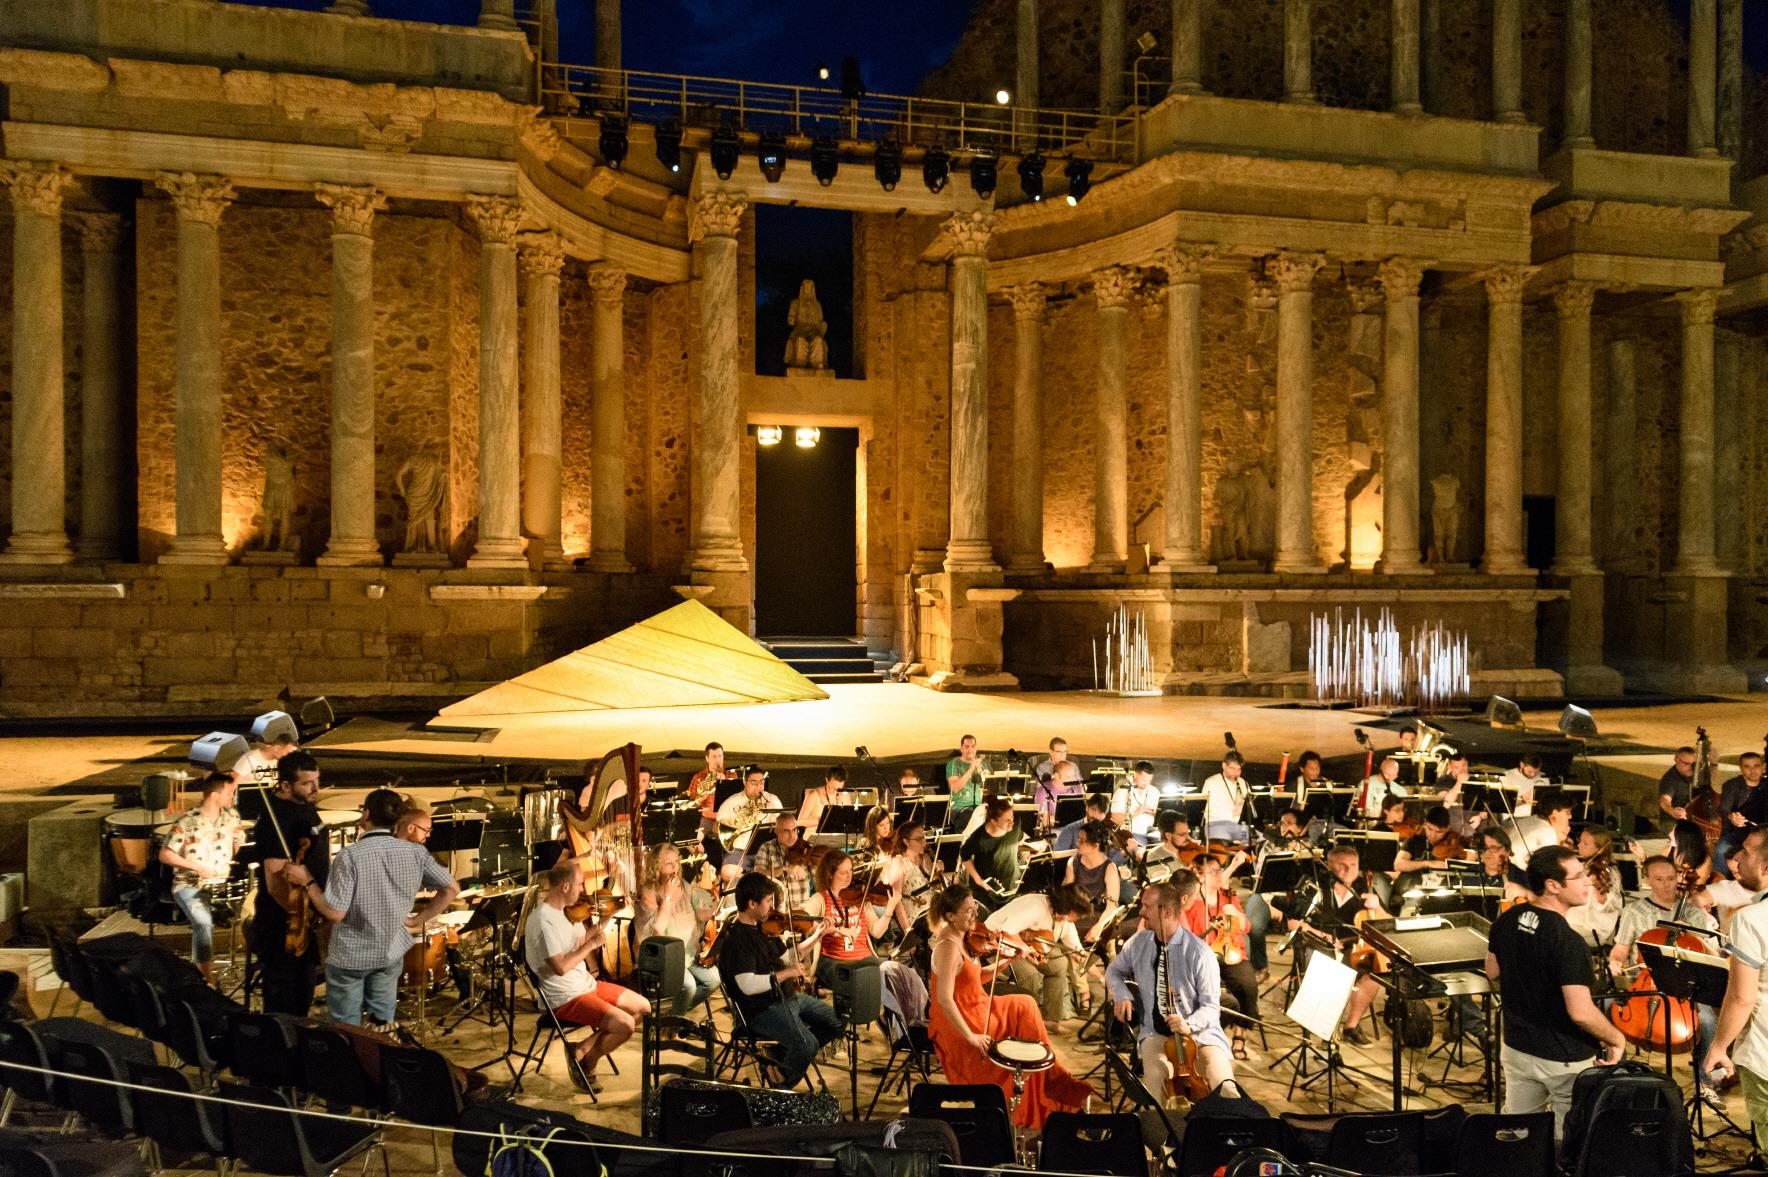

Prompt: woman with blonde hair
[{"left": 635, "top": 842, "right": 721, "bottom": 1015}]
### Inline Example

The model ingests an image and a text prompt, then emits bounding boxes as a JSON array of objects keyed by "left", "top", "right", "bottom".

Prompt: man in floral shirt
[{"left": 157, "top": 771, "right": 244, "bottom": 982}]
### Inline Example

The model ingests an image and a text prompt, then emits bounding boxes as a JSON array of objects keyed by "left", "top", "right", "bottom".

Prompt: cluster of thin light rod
[
  {"left": 1094, "top": 605, "right": 1158, "bottom": 695},
  {"left": 1308, "top": 608, "right": 1470, "bottom": 712}
]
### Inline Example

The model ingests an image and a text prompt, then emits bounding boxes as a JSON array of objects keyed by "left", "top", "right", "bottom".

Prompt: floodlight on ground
[{"left": 598, "top": 116, "right": 628, "bottom": 169}]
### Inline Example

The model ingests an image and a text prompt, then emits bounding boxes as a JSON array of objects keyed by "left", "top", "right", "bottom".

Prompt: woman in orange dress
[{"left": 926, "top": 883, "right": 1093, "bottom": 1129}]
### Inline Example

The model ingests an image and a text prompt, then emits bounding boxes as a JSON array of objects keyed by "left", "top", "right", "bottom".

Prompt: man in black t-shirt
[
  {"left": 1659, "top": 746, "right": 1699, "bottom": 827},
  {"left": 1485, "top": 845, "right": 1625, "bottom": 1136},
  {"left": 960, "top": 796, "right": 1024, "bottom": 910},
  {"left": 240, "top": 750, "right": 330, "bottom": 1016},
  {"left": 716, "top": 872, "right": 841, "bottom": 1087}
]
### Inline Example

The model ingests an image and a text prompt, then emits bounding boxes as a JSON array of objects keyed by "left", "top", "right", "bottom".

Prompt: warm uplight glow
[
  {"left": 757, "top": 425, "right": 783, "bottom": 446},
  {"left": 794, "top": 426, "right": 822, "bottom": 448},
  {"left": 994, "top": 88, "right": 1012, "bottom": 105}
]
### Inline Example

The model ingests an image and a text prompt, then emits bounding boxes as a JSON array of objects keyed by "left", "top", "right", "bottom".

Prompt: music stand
[
  {"left": 642, "top": 803, "right": 703, "bottom": 849},
  {"left": 894, "top": 795, "right": 949, "bottom": 833},
  {"left": 1339, "top": 830, "right": 1400, "bottom": 873},
  {"left": 1275, "top": 944, "right": 1366, "bottom": 1113},
  {"left": 1254, "top": 850, "right": 1314, "bottom": 896},
  {"left": 1013, "top": 805, "right": 1040, "bottom": 837},
  {"left": 1638, "top": 940, "right": 1745, "bottom": 1144},
  {"left": 1053, "top": 796, "right": 1089, "bottom": 829},
  {"left": 817, "top": 803, "right": 872, "bottom": 847},
  {"left": 933, "top": 831, "right": 966, "bottom": 874},
  {"left": 1017, "top": 852, "right": 1073, "bottom": 896},
  {"left": 428, "top": 812, "right": 484, "bottom": 880}
]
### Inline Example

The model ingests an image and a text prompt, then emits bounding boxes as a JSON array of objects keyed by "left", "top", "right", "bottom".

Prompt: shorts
[{"left": 552, "top": 981, "right": 632, "bottom": 1030}]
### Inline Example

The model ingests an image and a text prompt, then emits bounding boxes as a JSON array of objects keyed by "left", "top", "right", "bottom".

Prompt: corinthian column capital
[
  {"left": 690, "top": 191, "right": 748, "bottom": 242},
  {"left": 944, "top": 209, "right": 996, "bottom": 258},
  {"left": 1678, "top": 287, "right": 1718, "bottom": 325},
  {"left": 1552, "top": 279, "right": 1599, "bottom": 319},
  {"left": 316, "top": 183, "right": 387, "bottom": 237},
  {"left": 1003, "top": 283, "right": 1046, "bottom": 319},
  {"left": 517, "top": 231, "right": 566, "bottom": 279},
  {"left": 466, "top": 195, "right": 525, "bottom": 245},
  {"left": 1481, "top": 265, "right": 1534, "bottom": 306},
  {"left": 1, "top": 162, "right": 73, "bottom": 217},
  {"left": 1092, "top": 266, "right": 1138, "bottom": 309},
  {"left": 156, "top": 172, "right": 236, "bottom": 226},
  {"left": 1271, "top": 251, "right": 1324, "bottom": 293},
  {"left": 1377, "top": 257, "right": 1431, "bottom": 299},
  {"left": 75, "top": 210, "right": 127, "bottom": 254},
  {"left": 587, "top": 265, "right": 628, "bottom": 303},
  {"left": 1155, "top": 243, "right": 1216, "bottom": 284}
]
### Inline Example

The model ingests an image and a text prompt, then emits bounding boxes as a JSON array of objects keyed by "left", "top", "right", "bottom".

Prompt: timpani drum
[
  {"left": 104, "top": 808, "right": 168, "bottom": 875},
  {"left": 986, "top": 1038, "right": 1054, "bottom": 1074}
]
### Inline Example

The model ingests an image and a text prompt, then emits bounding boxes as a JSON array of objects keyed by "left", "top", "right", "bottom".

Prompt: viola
[
  {"left": 964, "top": 926, "right": 1033, "bottom": 962},
  {"left": 1429, "top": 831, "right": 1466, "bottom": 862},
  {"left": 1205, "top": 902, "right": 1249, "bottom": 967}
]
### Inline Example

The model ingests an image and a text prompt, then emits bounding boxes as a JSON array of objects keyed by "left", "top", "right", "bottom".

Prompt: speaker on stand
[
  {"left": 636, "top": 936, "right": 714, "bottom": 1135},
  {"left": 830, "top": 959, "right": 882, "bottom": 1119}
]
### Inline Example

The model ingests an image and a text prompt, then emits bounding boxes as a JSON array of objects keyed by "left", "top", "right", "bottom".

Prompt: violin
[
  {"left": 281, "top": 836, "right": 317, "bottom": 956},
  {"left": 1429, "top": 831, "right": 1466, "bottom": 862},
  {"left": 1608, "top": 872, "right": 1706, "bottom": 1054},
  {"left": 839, "top": 881, "right": 896, "bottom": 908},
  {"left": 565, "top": 888, "right": 620, "bottom": 924},
  {"left": 964, "top": 926, "right": 1033, "bottom": 962},
  {"left": 1146, "top": 978, "right": 1211, "bottom": 1101},
  {"left": 759, "top": 910, "right": 821, "bottom": 940}
]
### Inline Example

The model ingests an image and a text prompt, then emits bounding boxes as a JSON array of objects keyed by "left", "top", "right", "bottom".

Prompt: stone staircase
[{"left": 763, "top": 638, "right": 888, "bottom": 684}]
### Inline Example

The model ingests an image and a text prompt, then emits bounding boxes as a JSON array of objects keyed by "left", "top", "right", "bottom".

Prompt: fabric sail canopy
[{"left": 438, "top": 599, "right": 829, "bottom": 718}]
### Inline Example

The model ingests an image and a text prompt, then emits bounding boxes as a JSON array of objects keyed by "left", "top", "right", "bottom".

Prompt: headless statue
[{"left": 396, "top": 447, "right": 446, "bottom": 555}]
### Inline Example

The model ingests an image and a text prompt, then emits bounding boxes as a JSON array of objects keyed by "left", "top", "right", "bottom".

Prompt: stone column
[
  {"left": 1480, "top": 266, "right": 1529, "bottom": 575},
  {"left": 157, "top": 172, "right": 235, "bottom": 566},
  {"left": 688, "top": 191, "right": 749, "bottom": 573},
  {"left": 1004, "top": 284, "right": 1047, "bottom": 575},
  {"left": 1378, "top": 258, "right": 1428, "bottom": 573},
  {"left": 74, "top": 212, "right": 130, "bottom": 562},
  {"left": 314, "top": 184, "right": 386, "bottom": 567},
  {"left": 1420, "top": 0, "right": 1442, "bottom": 113},
  {"left": 464, "top": 196, "right": 527, "bottom": 569},
  {"left": 1674, "top": 289, "right": 1719, "bottom": 574},
  {"left": 945, "top": 210, "right": 997, "bottom": 573},
  {"left": 0, "top": 164, "right": 73, "bottom": 566},
  {"left": 479, "top": 0, "right": 517, "bottom": 32},
  {"left": 1719, "top": 0, "right": 1743, "bottom": 162},
  {"left": 1604, "top": 338, "right": 1637, "bottom": 569},
  {"left": 518, "top": 232, "right": 568, "bottom": 571},
  {"left": 595, "top": 0, "right": 621, "bottom": 72},
  {"left": 1551, "top": 281, "right": 1598, "bottom": 576},
  {"left": 1563, "top": 0, "right": 1594, "bottom": 148},
  {"left": 1715, "top": 329, "right": 1744, "bottom": 572},
  {"left": 1689, "top": 0, "right": 1719, "bottom": 158},
  {"left": 1491, "top": 0, "right": 1523, "bottom": 122},
  {"left": 1272, "top": 252, "right": 1324, "bottom": 572},
  {"left": 1170, "top": 0, "right": 1204, "bottom": 94},
  {"left": 587, "top": 266, "right": 633, "bottom": 573},
  {"left": 1100, "top": 0, "right": 1125, "bottom": 113},
  {"left": 1283, "top": 0, "right": 1315, "bottom": 104},
  {"left": 1090, "top": 266, "right": 1135, "bottom": 571},
  {"left": 1158, "top": 246, "right": 1212, "bottom": 571},
  {"left": 1015, "top": 0, "right": 1040, "bottom": 148},
  {"left": 1391, "top": 0, "right": 1421, "bottom": 114}
]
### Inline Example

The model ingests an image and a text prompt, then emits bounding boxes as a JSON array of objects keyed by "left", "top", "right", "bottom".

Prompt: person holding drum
[
  {"left": 157, "top": 771, "right": 246, "bottom": 983},
  {"left": 636, "top": 842, "right": 721, "bottom": 1017},
  {"left": 926, "top": 883, "right": 1093, "bottom": 1129}
]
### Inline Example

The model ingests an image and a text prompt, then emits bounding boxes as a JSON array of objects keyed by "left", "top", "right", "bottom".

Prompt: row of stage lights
[{"left": 597, "top": 118, "right": 1094, "bottom": 205}]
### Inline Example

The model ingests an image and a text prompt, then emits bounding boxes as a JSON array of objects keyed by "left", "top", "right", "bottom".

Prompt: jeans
[
  {"left": 675, "top": 963, "right": 721, "bottom": 1017},
  {"left": 1243, "top": 893, "right": 1271, "bottom": 972},
  {"left": 750, "top": 992, "right": 842, "bottom": 1087},
  {"left": 325, "top": 960, "right": 402, "bottom": 1026},
  {"left": 1696, "top": 1001, "right": 1718, "bottom": 1089},
  {"left": 171, "top": 886, "right": 215, "bottom": 965}
]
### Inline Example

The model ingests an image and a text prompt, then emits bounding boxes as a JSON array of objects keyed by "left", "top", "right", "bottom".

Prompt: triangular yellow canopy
[{"left": 439, "top": 599, "right": 829, "bottom": 717}]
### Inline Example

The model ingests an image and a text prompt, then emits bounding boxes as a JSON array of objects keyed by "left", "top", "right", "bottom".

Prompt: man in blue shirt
[{"left": 1105, "top": 875, "right": 1234, "bottom": 1095}]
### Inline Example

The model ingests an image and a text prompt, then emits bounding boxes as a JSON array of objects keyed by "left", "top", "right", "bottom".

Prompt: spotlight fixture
[
  {"left": 969, "top": 150, "right": 997, "bottom": 199},
  {"left": 810, "top": 135, "right": 839, "bottom": 186},
  {"left": 654, "top": 117, "right": 683, "bottom": 173},
  {"left": 1016, "top": 151, "right": 1046, "bottom": 202},
  {"left": 757, "top": 425, "right": 783, "bottom": 446},
  {"left": 598, "top": 116, "right": 628, "bottom": 169},
  {"left": 873, "top": 140, "right": 902, "bottom": 190},
  {"left": 1064, "top": 156, "right": 1094, "bottom": 205},
  {"left": 709, "top": 123, "right": 740, "bottom": 181},
  {"left": 922, "top": 144, "right": 951, "bottom": 193},
  {"left": 994, "top": 88, "right": 1011, "bottom": 105},
  {"left": 794, "top": 426, "right": 821, "bottom": 448},
  {"left": 816, "top": 62, "right": 831, "bottom": 81},
  {"left": 758, "top": 132, "right": 787, "bottom": 183}
]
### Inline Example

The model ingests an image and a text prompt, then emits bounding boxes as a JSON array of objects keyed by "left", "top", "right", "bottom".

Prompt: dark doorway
[
  {"left": 1523, "top": 494, "right": 1556, "bottom": 571},
  {"left": 755, "top": 427, "right": 857, "bottom": 637}
]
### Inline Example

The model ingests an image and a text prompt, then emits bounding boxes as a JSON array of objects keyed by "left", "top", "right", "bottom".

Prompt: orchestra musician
[
  {"left": 715, "top": 768, "right": 782, "bottom": 882},
  {"left": 1568, "top": 824, "right": 1624, "bottom": 950},
  {"left": 961, "top": 796, "right": 1026, "bottom": 911},
  {"left": 1032, "top": 737, "right": 1086, "bottom": 826},
  {"left": 1703, "top": 828, "right": 1768, "bottom": 1139},
  {"left": 983, "top": 884, "right": 1095, "bottom": 1023},
  {"left": 1713, "top": 751, "right": 1766, "bottom": 879},
  {"left": 1538, "top": 793, "right": 1576, "bottom": 849},
  {"left": 800, "top": 849, "right": 896, "bottom": 988},
  {"left": 798, "top": 765, "right": 846, "bottom": 833},
  {"left": 1435, "top": 752, "right": 1485, "bottom": 837},
  {"left": 1064, "top": 821, "right": 1126, "bottom": 950},
  {"left": 525, "top": 859, "right": 653, "bottom": 1094},
  {"left": 1196, "top": 853, "right": 1257, "bottom": 1061},
  {"left": 1392, "top": 805, "right": 1468, "bottom": 874},
  {"left": 717, "top": 871, "right": 842, "bottom": 1088},
  {"left": 690, "top": 742, "right": 730, "bottom": 849},
  {"left": 1055, "top": 794, "right": 1131, "bottom": 868},
  {"left": 1357, "top": 757, "right": 1403, "bottom": 821},
  {"left": 927, "top": 883, "right": 1093, "bottom": 1128},
  {"left": 1105, "top": 876, "right": 1236, "bottom": 1093},
  {"left": 246, "top": 750, "right": 328, "bottom": 1015},
  {"left": 1267, "top": 807, "right": 1312, "bottom": 850},
  {"left": 881, "top": 819, "right": 934, "bottom": 936},
  {"left": 1485, "top": 846, "right": 1625, "bottom": 1136},
  {"left": 636, "top": 842, "right": 721, "bottom": 1016},
  {"left": 860, "top": 806, "right": 895, "bottom": 856},
  {"left": 157, "top": 771, "right": 245, "bottom": 983},
  {"left": 393, "top": 805, "right": 431, "bottom": 844},
  {"left": 238, "top": 719, "right": 299, "bottom": 782},
  {"left": 752, "top": 813, "right": 814, "bottom": 913},
  {"left": 1290, "top": 751, "right": 1330, "bottom": 815},
  {"left": 1659, "top": 745, "right": 1700, "bottom": 828},
  {"left": 1144, "top": 809, "right": 1204, "bottom": 872},
  {"left": 1284, "top": 844, "right": 1388, "bottom": 1045},
  {"left": 946, "top": 734, "right": 986, "bottom": 831},
  {"left": 1475, "top": 827, "right": 1531, "bottom": 899},
  {"left": 888, "top": 765, "right": 925, "bottom": 809},
  {"left": 1499, "top": 754, "right": 1549, "bottom": 816},
  {"left": 1201, "top": 751, "right": 1251, "bottom": 841},
  {"left": 1111, "top": 761, "right": 1163, "bottom": 840},
  {"left": 1668, "top": 818, "right": 1715, "bottom": 888}
]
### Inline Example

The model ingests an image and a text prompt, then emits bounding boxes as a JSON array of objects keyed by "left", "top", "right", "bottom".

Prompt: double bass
[
  {"left": 1608, "top": 872, "right": 1706, "bottom": 1055},
  {"left": 1687, "top": 726, "right": 1723, "bottom": 847}
]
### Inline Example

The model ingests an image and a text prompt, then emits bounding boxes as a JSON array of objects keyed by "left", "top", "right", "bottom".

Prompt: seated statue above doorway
[{"left": 784, "top": 278, "right": 829, "bottom": 372}]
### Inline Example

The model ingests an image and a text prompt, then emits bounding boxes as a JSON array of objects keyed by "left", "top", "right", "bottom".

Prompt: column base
[
  {"left": 1392, "top": 102, "right": 1424, "bottom": 116},
  {"left": 1272, "top": 559, "right": 1329, "bottom": 575},
  {"left": 74, "top": 539, "right": 123, "bottom": 563},
  {"left": 0, "top": 533, "right": 74, "bottom": 566},
  {"left": 1481, "top": 557, "right": 1530, "bottom": 576},
  {"left": 943, "top": 539, "right": 1000, "bottom": 575},
  {"left": 1550, "top": 559, "right": 1601, "bottom": 578},
  {"left": 1283, "top": 92, "right": 1319, "bottom": 105},
  {"left": 1003, "top": 556, "right": 1048, "bottom": 576},
  {"left": 1168, "top": 83, "right": 1207, "bottom": 96},
  {"left": 1374, "top": 560, "right": 1433, "bottom": 576},
  {"left": 317, "top": 540, "right": 384, "bottom": 568},
  {"left": 1671, "top": 559, "right": 1727, "bottom": 577},
  {"left": 911, "top": 548, "right": 946, "bottom": 575},
  {"left": 1084, "top": 560, "right": 1128, "bottom": 575},
  {"left": 240, "top": 550, "right": 298, "bottom": 566},
  {"left": 466, "top": 537, "right": 529, "bottom": 570},
  {"left": 160, "top": 535, "right": 230, "bottom": 566},
  {"left": 585, "top": 550, "right": 635, "bottom": 574},
  {"left": 1157, "top": 560, "right": 1217, "bottom": 576},
  {"left": 914, "top": 669, "right": 1021, "bottom": 692},
  {"left": 392, "top": 551, "right": 451, "bottom": 568},
  {"left": 1564, "top": 664, "right": 1625, "bottom": 695}
]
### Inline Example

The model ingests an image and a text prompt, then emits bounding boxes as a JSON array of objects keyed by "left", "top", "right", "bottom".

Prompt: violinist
[
  {"left": 1669, "top": 817, "right": 1715, "bottom": 887},
  {"left": 1392, "top": 805, "right": 1467, "bottom": 874},
  {"left": 1104, "top": 877, "right": 1235, "bottom": 1094},
  {"left": 1714, "top": 751, "right": 1766, "bottom": 879},
  {"left": 1485, "top": 846, "right": 1625, "bottom": 1136},
  {"left": 798, "top": 765, "right": 846, "bottom": 834},
  {"left": 1475, "top": 827, "right": 1531, "bottom": 899},
  {"left": 636, "top": 843, "right": 721, "bottom": 1016},
  {"left": 1055, "top": 794, "right": 1130, "bottom": 868},
  {"left": 1435, "top": 752, "right": 1486, "bottom": 838},
  {"left": 752, "top": 813, "right": 815, "bottom": 912},
  {"left": 1567, "top": 824, "right": 1624, "bottom": 949},
  {"left": 716, "top": 871, "right": 841, "bottom": 1088},
  {"left": 1144, "top": 809, "right": 1204, "bottom": 872},
  {"left": 244, "top": 750, "right": 328, "bottom": 1015},
  {"left": 1608, "top": 855, "right": 1723, "bottom": 1111},
  {"left": 524, "top": 860, "right": 652, "bottom": 1094},
  {"left": 157, "top": 771, "right": 245, "bottom": 983},
  {"left": 1063, "top": 821, "right": 1127, "bottom": 951},
  {"left": 800, "top": 849, "right": 896, "bottom": 989},
  {"left": 983, "top": 884, "right": 1095, "bottom": 1023},
  {"left": 1196, "top": 853, "right": 1256, "bottom": 1061},
  {"left": 881, "top": 820, "right": 934, "bottom": 935},
  {"left": 861, "top": 806, "right": 896, "bottom": 857},
  {"left": 961, "top": 796, "right": 1026, "bottom": 911}
]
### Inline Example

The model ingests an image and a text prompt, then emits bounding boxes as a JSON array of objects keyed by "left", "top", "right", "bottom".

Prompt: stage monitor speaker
[
  {"left": 1558, "top": 704, "right": 1598, "bottom": 741},
  {"left": 249, "top": 710, "right": 299, "bottom": 747},
  {"left": 1483, "top": 696, "right": 1524, "bottom": 730},
  {"left": 189, "top": 732, "right": 249, "bottom": 774},
  {"left": 298, "top": 696, "right": 336, "bottom": 737},
  {"left": 638, "top": 936, "right": 685, "bottom": 1002},
  {"left": 831, "top": 959, "right": 882, "bottom": 1025},
  {"left": 139, "top": 774, "right": 172, "bottom": 812}
]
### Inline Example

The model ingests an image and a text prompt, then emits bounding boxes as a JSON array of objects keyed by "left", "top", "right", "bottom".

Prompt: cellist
[{"left": 243, "top": 750, "right": 329, "bottom": 1015}]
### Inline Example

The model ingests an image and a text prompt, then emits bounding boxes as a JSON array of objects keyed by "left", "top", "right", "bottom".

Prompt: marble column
[
  {"left": 1391, "top": 0, "right": 1421, "bottom": 114},
  {"left": 1004, "top": 284, "right": 1047, "bottom": 575},
  {"left": 1480, "top": 266, "right": 1529, "bottom": 575},
  {"left": 1674, "top": 289, "right": 1719, "bottom": 574},
  {"left": 587, "top": 266, "right": 633, "bottom": 573},
  {"left": 1090, "top": 266, "right": 1135, "bottom": 571},
  {"left": 314, "top": 184, "right": 386, "bottom": 567},
  {"left": 1420, "top": 0, "right": 1441, "bottom": 113},
  {"left": 1378, "top": 258, "right": 1428, "bottom": 573},
  {"left": 0, "top": 164, "right": 73, "bottom": 565},
  {"left": 157, "top": 172, "right": 235, "bottom": 566},
  {"left": 1158, "top": 245, "right": 1212, "bottom": 570},
  {"left": 1719, "top": 0, "right": 1743, "bottom": 162},
  {"left": 1604, "top": 338, "right": 1638, "bottom": 570},
  {"left": 945, "top": 210, "right": 997, "bottom": 573},
  {"left": 1016, "top": 0, "right": 1040, "bottom": 148},
  {"left": 595, "top": 0, "right": 621, "bottom": 71},
  {"left": 1283, "top": 0, "right": 1316, "bottom": 104},
  {"left": 75, "top": 212, "right": 130, "bottom": 562},
  {"left": 1563, "top": 0, "right": 1594, "bottom": 148},
  {"left": 1100, "top": 0, "right": 1125, "bottom": 113},
  {"left": 1272, "top": 252, "right": 1324, "bottom": 573},
  {"left": 1689, "top": 0, "right": 1719, "bottom": 158},
  {"left": 464, "top": 195, "right": 527, "bottom": 569},
  {"left": 689, "top": 191, "right": 749, "bottom": 572},
  {"left": 1491, "top": 0, "right": 1523, "bottom": 122},
  {"left": 1170, "top": 0, "right": 1204, "bottom": 94},
  {"left": 518, "top": 232, "right": 568, "bottom": 571},
  {"left": 479, "top": 0, "right": 517, "bottom": 32},
  {"left": 1715, "top": 328, "right": 1744, "bottom": 572},
  {"left": 1550, "top": 281, "right": 1598, "bottom": 576}
]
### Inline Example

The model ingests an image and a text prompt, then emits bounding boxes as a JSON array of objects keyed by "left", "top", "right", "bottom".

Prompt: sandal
[
  {"left": 1232, "top": 1038, "right": 1249, "bottom": 1061},
  {"left": 569, "top": 1062, "right": 603, "bottom": 1095}
]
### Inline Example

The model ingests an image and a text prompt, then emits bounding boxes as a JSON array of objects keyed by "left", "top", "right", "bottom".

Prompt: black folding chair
[
  {"left": 512, "top": 964, "right": 596, "bottom": 1101},
  {"left": 864, "top": 1004, "right": 936, "bottom": 1118},
  {"left": 157, "top": 996, "right": 222, "bottom": 1079},
  {"left": 219, "top": 1082, "right": 387, "bottom": 1177},
  {"left": 659, "top": 1078, "right": 755, "bottom": 1147},
  {"left": 48, "top": 1038, "right": 136, "bottom": 1137},
  {"left": 295, "top": 1025, "right": 380, "bottom": 1113},
  {"left": 126, "top": 1058, "right": 230, "bottom": 1177},
  {"left": 378, "top": 1043, "right": 464, "bottom": 1177},
  {"left": 1568, "top": 1105, "right": 1690, "bottom": 1177},
  {"left": 1038, "top": 1111, "right": 1145, "bottom": 1176},
  {"left": 223, "top": 1012, "right": 302, "bottom": 1092},
  {"left": 1325, "top": 1110, "right": 1427, "bottom": 1176},
  {"left": 908, "top": 1083, "right": 1014, "bottom": 1169},
  {"left": 1177, "top": 1116, "right": 1295, "bottom": 1177},
  {"left": 45, "top": 935, "right": 90, "bottom": 1019},
  {"left": 0, "top": 1022, "right": 72, "bottom": 1131},
  {"left": 1453, "top": 1111, "right": 1554, "bottom": 1177}
]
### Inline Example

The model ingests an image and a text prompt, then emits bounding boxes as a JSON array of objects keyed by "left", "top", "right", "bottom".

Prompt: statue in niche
[
  {"left": 1342, "top": 285, "right": 1385, "bottom": 567},
  {"left": 396, "top": 446, "right": 446, "bottom": 554},
  {"left": 1429, "top": 473, "right": 1461, "bottom": 564},
  {"left": 1212, "top": 458, "right": 1254, "bottom": 562},
  {"left": 254, "top": 445, "right": 297, "bottom": 553},
  {"left": 783, "top": 279, "right": 829, "bottom": 371}
]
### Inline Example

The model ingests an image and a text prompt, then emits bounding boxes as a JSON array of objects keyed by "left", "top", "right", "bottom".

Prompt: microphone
[{"left": 1223, "top": 731, "right": 1236, "bottom": 750}]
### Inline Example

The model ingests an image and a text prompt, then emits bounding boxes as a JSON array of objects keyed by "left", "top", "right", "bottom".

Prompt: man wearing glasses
[
  {"left": 1485, "top": 845, "right": 1625, "bottom": 1136},
  {"left": 395, "top": 806, "right": 432, "bottom": 844}
]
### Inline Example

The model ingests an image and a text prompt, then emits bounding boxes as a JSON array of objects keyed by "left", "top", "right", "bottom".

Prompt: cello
[{"left": 1608, "top": 871, "right": 1705, "bottom": 1055}]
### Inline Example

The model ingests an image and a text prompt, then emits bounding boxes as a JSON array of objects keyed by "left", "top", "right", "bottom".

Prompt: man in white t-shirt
[
  {"left": 1499, "top": 754, "right": 1549, "bottom": 817},
  {"left": 1358, "top": 757, "right": 1403, "bottom": 821},
  {"left": 1201, "top": 751, "right": 1250, "bottom": 841},
  {"left": 1705, "top": 827, "right": 1768, "bottom": 1132},
  {"left": 523, "top": 860, "right": 651, "bottom": 1094},
  {"left": 1111, "top": 761, "right": 1162, "bottom": 838}
]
